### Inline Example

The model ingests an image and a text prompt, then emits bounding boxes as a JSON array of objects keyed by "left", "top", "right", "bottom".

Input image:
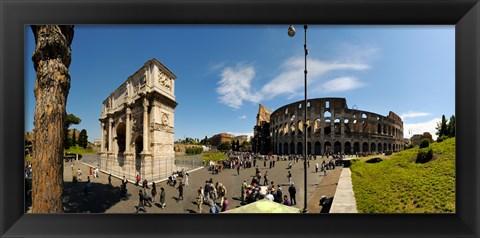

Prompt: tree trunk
[{"left": 31, "top": 25, "right": 74, "bottom": 213}]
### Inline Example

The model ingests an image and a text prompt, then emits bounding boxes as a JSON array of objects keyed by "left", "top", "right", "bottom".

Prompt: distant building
[
  {"left": 234, "top": 135, "right": 249, "bottom": 144},
  {"left": 252, "top": 104, "right": 272, "bottom": 154},
  {"left": 410, "top": 132, "right": 434, "bottom": 146},
  {"left": 210, "top": 133, "right": 233, "bottom": 147},
  {"left": 93, "top": 139, "right": 102, "bottom": 147}
]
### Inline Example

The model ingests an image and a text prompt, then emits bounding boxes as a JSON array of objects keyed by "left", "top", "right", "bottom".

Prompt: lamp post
[{"left": 288, "top": 24, "right": 308, "bottom": 213}]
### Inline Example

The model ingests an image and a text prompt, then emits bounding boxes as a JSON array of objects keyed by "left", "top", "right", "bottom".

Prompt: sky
[{"left": 25, "top": 25, "right": 455, "bottom": 142}]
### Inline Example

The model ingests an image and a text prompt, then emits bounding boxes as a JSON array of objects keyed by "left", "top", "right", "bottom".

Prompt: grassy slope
[{"left": 350, "top": 138, "right": 455, "bottom": 213}]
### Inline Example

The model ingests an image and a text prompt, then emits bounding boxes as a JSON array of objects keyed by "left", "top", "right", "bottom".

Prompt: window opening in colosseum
[
  {"left": 314, "top": 142, "right": 321, "bottom": 155},
  {"left": 324, "top": 141, "right": 332, "bottom": 154},
  {"left": 324, "top": 119, "right": 331, "bottom": 134},
  {"left": 378, "top": 143, "right": 383, "bottom": 152},
  {"left": 326, "top": 100, "right": 330, "bottom": 108},
  {"left": 291, "top": 115, "right": 296, "bottom": 121},
  {"left": 314, "top": 119, "right": 321, "bottom": 133},
  {"left": 307, "top": 142, "right": 312, "bottom": 155},
  {"left": 324, "top": 111, "right": 331, "bottom": 118},
  {"left": 377, "top": 124, "right": 382, "bottom": 134},
  {"left": 290, "top": 122, "right": 296, "bottom": 135},
  {"left": 362, "top": 142, "right": 369, "bottom": 152},
  {"left": 362, "top": 113, "right": 367, "bottom": 119},
  {"left": 344, "top": 142, "right": 352, "bottom": 154},
  {"left": 297, "top": 120, "right": 303, "bottom": 135},
  {"left": 334, "top": 118, "right": 341, "bottom": 134},
  {"left": 307, "top": 101, "right": 311, "bottom": 107},
  {"left": 285, "top": 108, "right": 288, "bottom": 114},
  {"left": 334, "top": 141, "right": 342, "bottom": 154},
  {"left": 344, "top": 118, "right": 349, "bottom": 123},
  {"left": 353, "top": 142, "right": 360, "bottom": 153},
  {"left": 297, "top": 142, "right": 303, "bottom": 155},
  {"left": 298, "top": 103, "right": 302, "bottom": 109},
  {"left": 284, "top": 143, "right": 289, "bottom": 154},
  {"left": 290, "top": 142, "right": 295, "bottom": 154},
  {"left": 370, "top": 143, "right": 376, "bottom": 153}
]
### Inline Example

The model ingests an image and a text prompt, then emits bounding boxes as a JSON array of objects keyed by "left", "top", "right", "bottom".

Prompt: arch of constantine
[
  {"left": 268, "top": 98, "right": 404, "bottom": 155},
  {"left": 99, "top": 58, "right": 177, "bottom": 182}
]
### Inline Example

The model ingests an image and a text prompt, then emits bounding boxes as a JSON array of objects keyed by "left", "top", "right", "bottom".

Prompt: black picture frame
[{"left": 1, "top": 0, "right": 479, "bottom": 237}]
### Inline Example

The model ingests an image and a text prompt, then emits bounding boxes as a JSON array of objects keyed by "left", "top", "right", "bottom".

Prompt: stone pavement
[
  {"left": 329, "top": 168, "right": 358, "bottom": 213},
  {"left": 62, "top": 157, "right": 344, "bottom": 213}
]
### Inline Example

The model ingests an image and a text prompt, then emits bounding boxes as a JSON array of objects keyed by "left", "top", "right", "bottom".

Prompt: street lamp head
[{"left": 288, "top": 25, "right": 296, "bottom": 37}]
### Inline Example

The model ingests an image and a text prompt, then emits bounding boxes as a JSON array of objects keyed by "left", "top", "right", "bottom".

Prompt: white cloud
[
  {"left": 259, "top": 57, "right": 369, "bottom": 100},
  {"left": 404, "top": 118, "right": 440, "bottom": 140},
  {"left": 216, "top": 64, "right": 261, "bottom": 109},
  {"left": 317, "top": 76, "right": 366, "bottom": 92},
  {"left": 400, "top": 111, "right": 430, "bottom": 120},
  {"left": 238, "top": 115, "right": 247, "bottom": 119},
  {"left": 215, "top": 44, "right": 377, "bottom": 109}
]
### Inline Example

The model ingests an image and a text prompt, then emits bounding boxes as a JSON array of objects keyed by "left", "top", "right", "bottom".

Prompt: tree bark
[{"left": 31, "top": 25, "right": 74, "bottom": 213}]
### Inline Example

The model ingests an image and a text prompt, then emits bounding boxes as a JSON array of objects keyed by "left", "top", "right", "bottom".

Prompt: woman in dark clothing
[{"left": 151, "top": 182, "right": 157, "bottom": 202}]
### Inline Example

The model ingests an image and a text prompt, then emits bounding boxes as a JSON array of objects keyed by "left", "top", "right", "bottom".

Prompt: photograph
[{"left": 24, "top": 25, "right": 455, "bottom": 214}]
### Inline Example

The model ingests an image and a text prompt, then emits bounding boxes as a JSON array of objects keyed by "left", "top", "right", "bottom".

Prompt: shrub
[
  {"left": 185, "top": 147, "right": 203, "bottom": 155},
  {"left": 436, "top": 136, "right": 448, "bottom": 143},
  {"left": 416, "top": 148, "right": 433, "bottom": 163},
  {"left": 419, "top": 139, "right": 430, "bottom": 148},
  {"left": 366, "top": 157, "right": 383, "bottom": 163},
  {"left": 407, "top": 144, "right": 415, "bottom": 149}
]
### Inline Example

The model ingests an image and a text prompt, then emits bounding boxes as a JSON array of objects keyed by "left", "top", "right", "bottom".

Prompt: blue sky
[{"left": 25, "top": 25, "right": 454, "bottom": 142}]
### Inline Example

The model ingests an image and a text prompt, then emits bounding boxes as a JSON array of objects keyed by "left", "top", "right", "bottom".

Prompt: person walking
[
  {"left": 177, "top": 182, "right": 184, "bottom": 201},
  {"left": 263, "top": 171, "right": 269, "bottom": 186},
  {"left": 276, "top": 185, "right": 283, "bottom": 203},
  {"left": 237, "top": 164, "right": 240, "bottom": 175},
  {"left": 108, "top": 174, "right": 112, "bottom": 185},
  {"left": 136, "top": 189, "right": 146, "bottom": 213},
  {"left": 77, "top": 168, "right": 83, "bottom": 182},
  {"left": 288, "top": 183, "right": 297, "bottom": 205},
  {"left": 241, "top": 179, "right": 247, "bottom": 202},
  {"left": 143, "top": 185, "right": 152, "bottom": 207},
  {"left": 151, "top": 182, "right": 157, "bottom": 202},
  {"left": 218, "top": 183, "right": 227, "bottom": 208},
  {"left": 315, "top": 163, "right": 319, "bottom": 173},
  {"left": 184, "top": 173, "right": 189, "bottom": 187},
  {"left": 159, "top": 187, "right": 166, "bottom": 208},
  {"left": 323, "top": 164, "right": 327, "bottom": 176},
  {"left": 196, "top": 189, "right": 204, "bottom": 213},
  {"left": 221, "top": 197, "right": 230, "bottom": 212},
  {"left": 287, "top": 171, "right": 292, "bottom": 185}
]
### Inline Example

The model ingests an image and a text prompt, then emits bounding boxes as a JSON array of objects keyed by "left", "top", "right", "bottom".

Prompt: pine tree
[
  {"left": 447, "top": 115, "right": 455, "bottom": 137},
  {"left": 31, "top": 25, "right": 74, "bottom": 213},
  {"left": 435, "top": 115, "right": 448, "bottom": 137},
  {"left": 79, "top": 129, "right": 88, "bottom": 148}
]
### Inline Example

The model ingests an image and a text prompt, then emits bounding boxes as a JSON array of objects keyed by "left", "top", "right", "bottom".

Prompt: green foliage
[
  {"left": 437, "top": 135, "right": 448, "bottom": 143},
  {"left": 202, "top": 152, "right": 227, "bottom": 164},
  {"left": 65, "top": 145, "right": 95, "bottom": 155},
  {"left": 447, "top": 115, "right": 455, "bottom": 137},
  {"left": 79, "top": 129, "right": 88, "bottom": 148},
  {"left": 186, "top": 147, "right": 203, "bottom": 155},
  {"left": 72, "top": 130, "right": 76, "bottom": 146},
  {"left": 217, "top": 142, "right": 232, "bottom": 151},
  {"left": 419, "top": 139, "right": 430, "bottom": 148},
  {"left": 416, "top": 148, "right": 434, "bottom": 163},
  {"left": 350, "top": 138, "right": 455, "bottom": 213},
  {"left": 407, "top": 144, "right": 415, "bottom": 149},
  {"left": 66, "top": 113, "right": 81, "bottom": 129},
  {"left": 435, "top": 115, "right": 448, "bottom": 137}
]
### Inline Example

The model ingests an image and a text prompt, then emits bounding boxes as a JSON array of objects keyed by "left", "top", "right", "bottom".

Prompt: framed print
[{"left": 1, "top": 0, "right": 479, "bottom": 237}]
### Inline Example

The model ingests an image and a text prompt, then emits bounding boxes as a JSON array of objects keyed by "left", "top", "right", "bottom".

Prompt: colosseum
[{"left": 255, "top": 98, "right": 404, "bottom": 155}]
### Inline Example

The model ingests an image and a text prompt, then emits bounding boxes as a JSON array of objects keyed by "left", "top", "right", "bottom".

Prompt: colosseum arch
[
  {"left": 344, "top": 141, "right": 352, "bottom": 154},
  {"left": 334, "top": 141, "right": 342, "bottom": 154},
  {"left": 314, "top": 141, "right": 321, "bottom": 155},
  {"left": 268, "top": 98, "right": 404, "bottom": 156}
]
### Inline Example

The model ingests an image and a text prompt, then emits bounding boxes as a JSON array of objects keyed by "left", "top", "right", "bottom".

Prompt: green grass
[
  {"left": 65, "top": 145, "right": 96, "bottom": 155},
  {"left": 202, "top": 152, "right": 227, "bottom": 164},
  {"left": 350, "top": 138, "right": 455, "bottom": 213}
]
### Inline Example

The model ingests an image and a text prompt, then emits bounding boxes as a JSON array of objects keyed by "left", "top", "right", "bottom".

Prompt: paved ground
[
  {"left": 329, "top": 168, "right": 358, "bottom": 213},
  {"left": 62, "top": 157, "right": 344, "bottom": 213}
]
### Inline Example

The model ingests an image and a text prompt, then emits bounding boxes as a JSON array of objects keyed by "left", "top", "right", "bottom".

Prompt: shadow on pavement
[{"left": 63, "top": 181, "right": 130, "bottom": 213}]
